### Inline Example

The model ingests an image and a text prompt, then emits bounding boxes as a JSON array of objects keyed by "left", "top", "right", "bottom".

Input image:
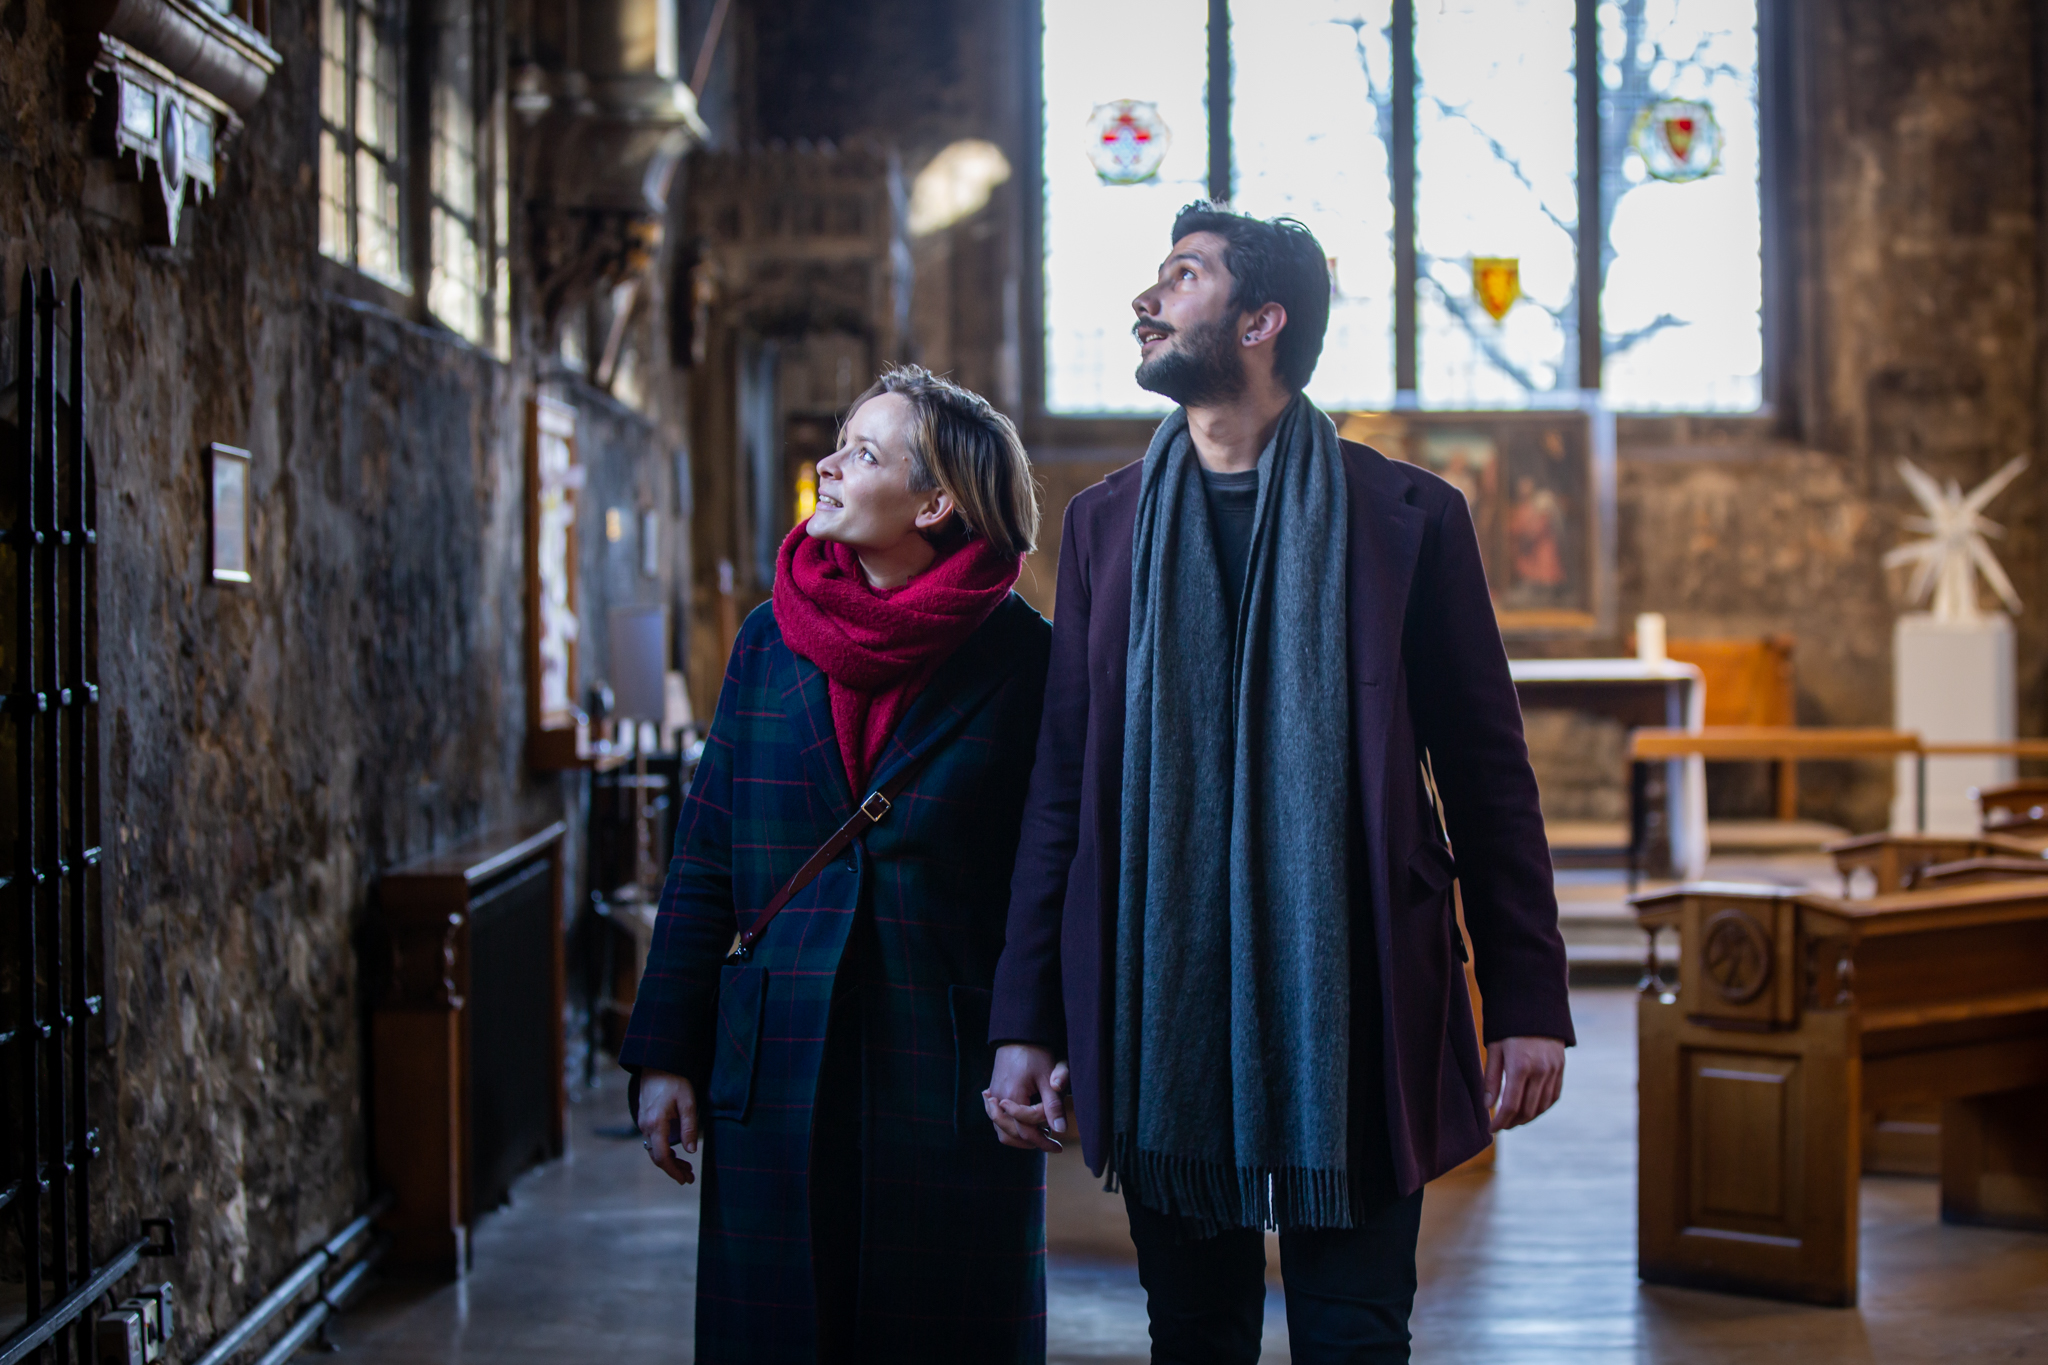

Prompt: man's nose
[{"left": 1133, "top": 286, "right": 1161, "bottom": 317}]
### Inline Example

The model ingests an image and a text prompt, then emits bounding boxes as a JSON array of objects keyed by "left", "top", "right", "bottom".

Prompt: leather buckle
[{"left": 859, "top": 791, "right": 892, "bottom": 822}]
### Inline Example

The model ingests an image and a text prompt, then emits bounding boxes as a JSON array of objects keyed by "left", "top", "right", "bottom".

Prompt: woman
[{"left": 622, "top": 365, "right": 1050, "bottom": 1363}]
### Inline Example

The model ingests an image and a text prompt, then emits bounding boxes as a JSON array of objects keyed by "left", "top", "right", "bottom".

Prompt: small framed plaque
[{"left": 207, "top": 443, "right": 251, "bottom": 583}]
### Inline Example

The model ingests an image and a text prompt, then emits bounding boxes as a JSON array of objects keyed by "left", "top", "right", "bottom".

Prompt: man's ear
[
  {"left": 913, "top": 487, "right": 957, "bottom": 533},
  {"left": 1239, "top": 302, "right": 1288, "bottom": 349}
]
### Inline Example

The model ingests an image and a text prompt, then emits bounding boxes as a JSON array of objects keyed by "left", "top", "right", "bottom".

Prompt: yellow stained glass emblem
[{"left": 1472, "top": 257, "right": 1521, "bottom": 323}]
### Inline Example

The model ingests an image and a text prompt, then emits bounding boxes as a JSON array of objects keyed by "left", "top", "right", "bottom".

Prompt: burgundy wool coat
[{"left": 988, "top": 438, "right": 1576, "bottom": 1197}]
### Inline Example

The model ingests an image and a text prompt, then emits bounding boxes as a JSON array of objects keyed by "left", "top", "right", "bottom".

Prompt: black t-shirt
[{"left": 1200, "top": 467, "right": 1261, "bottom": 621}]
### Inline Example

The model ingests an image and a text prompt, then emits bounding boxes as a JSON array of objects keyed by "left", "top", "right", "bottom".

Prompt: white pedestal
[{"left": 1891, "top": 613, "right": 2015, "bottom": 834}]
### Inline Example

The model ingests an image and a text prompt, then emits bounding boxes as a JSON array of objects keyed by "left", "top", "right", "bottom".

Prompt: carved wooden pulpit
[{"left": 1633, "top": 880, "right": 2048, "bottom": 1305}]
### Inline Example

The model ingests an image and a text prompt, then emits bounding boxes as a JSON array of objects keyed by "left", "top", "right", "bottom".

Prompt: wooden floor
[{"left": 328, "top": 987, "right": 2048, "bottom": 1363}]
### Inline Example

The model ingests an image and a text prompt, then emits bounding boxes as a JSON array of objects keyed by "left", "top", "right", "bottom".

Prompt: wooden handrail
[
  {"left": 1920, "top": 740, "right": 2048, "bottom": 759},
  {"left": 1629, "top": 728, "right": 2048, "bottom": 762},
  {"left": 1629, "top": 726, "right": 1920, "bottom": 761}
]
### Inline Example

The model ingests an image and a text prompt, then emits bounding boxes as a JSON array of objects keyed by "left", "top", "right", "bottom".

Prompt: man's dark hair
[{"left": 1170, "top": 201, "right": 1332, "bottom": 392}]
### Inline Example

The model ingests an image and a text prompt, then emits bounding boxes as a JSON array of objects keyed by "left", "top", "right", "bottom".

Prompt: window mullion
[
  {"left": 1575, "top": 0, "right": 1601, "bottom": 392},
  {"left": 1392, "top": 0, "right": 1416, "bottom": 396},
  {"left": 1207, "top": 0, "right": 1231, "bottom": 201}
]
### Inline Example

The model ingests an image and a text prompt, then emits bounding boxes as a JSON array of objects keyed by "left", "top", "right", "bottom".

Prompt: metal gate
[{"left": 0, "top": 271, "right": 171, "bottom": 1365}]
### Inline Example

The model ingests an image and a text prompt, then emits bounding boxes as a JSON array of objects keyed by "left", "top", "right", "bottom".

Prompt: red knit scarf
[{"left": 772, "top": 522, "right": 1022, "bottom": 793}]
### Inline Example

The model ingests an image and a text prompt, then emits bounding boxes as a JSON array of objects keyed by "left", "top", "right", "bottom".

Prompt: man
[{"left": 983, "top": 203, "right": 1574, "bottom": 1363}]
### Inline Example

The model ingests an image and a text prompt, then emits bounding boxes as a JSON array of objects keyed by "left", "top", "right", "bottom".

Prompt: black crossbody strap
[{"left": 724, "top": 755, "right": 933, "bottom": 963}]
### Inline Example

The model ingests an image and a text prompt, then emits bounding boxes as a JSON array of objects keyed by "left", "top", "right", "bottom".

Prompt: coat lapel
[
  {"left": 769, "top": 627, "right": 856, "bottom": 823},
  {"left": 1343, "top": 440, "right": 1428, "bottom": 691},
  {"left": 865, "top": 595, "right": 1035, "bottom": 796},
  {"left": 1343, "top": 441, "right": 1428, "bottom": 964}
]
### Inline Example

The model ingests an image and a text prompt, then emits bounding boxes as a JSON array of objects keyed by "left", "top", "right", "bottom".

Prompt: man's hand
[
  {"left": 984, "top": 1044, "right": 1070, "bottom": 1152},
  {"left": 636, "top": 1068, "right": 699, "bottom": 1185},
  {"left": 1484, "top": 1036, "right": 1566, "bottom": 1132}
]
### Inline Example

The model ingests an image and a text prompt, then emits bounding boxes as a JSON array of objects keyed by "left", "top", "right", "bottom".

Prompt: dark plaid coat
[{"left": 622, "top": 592, "right": 1052, "bottom": 1365}]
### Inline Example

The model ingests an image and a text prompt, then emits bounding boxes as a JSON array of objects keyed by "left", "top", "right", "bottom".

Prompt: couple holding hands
[{"left": 622, "top": 202, "right": 1573, "bottom": 1365}]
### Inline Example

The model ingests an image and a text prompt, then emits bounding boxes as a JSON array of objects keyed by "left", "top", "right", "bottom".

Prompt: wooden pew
[
  {"left": 1824, "top": 831, "right": 2044, "bottom": 896},
  {"left": 1632, "top": 880, "right": 2048, "bottom": 1306},
  {"left": 1978, "top": 779, "right": 2048, "bottom": 836},
  {"left": 1913, "top": 856, "right": 2048, "bottom": 890}
]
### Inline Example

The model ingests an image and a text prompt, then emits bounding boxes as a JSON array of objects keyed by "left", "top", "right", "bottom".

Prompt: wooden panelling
[
  {"left": 1639, "top": 996, "right": 1861, "bottom": 1306},
  {"left": 1688, "top": 1051, "right": 1800, "bottom": 1228},
  {"left": 1851, "top": 919, "right": 2048, "bottom": 1017}
]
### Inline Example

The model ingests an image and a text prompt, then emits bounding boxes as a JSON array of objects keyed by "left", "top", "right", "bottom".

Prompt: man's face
[{"left": 1131, "top": 232, "right": 1245, "bottom": 406}]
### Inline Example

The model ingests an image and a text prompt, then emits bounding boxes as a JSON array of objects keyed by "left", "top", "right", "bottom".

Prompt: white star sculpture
[{"left": 1883, "top": 455, "right": 2027, "bottom": 622}]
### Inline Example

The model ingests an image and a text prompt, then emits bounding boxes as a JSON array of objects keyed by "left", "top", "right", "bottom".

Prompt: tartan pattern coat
[{"left": 621, "top": 591, "right": 1053, "bottom": 1365}]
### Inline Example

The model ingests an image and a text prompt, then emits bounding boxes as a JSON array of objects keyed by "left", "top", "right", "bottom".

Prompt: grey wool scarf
[{"left": 1112, "top": 393, "right": 1355, "bottom": 1236}]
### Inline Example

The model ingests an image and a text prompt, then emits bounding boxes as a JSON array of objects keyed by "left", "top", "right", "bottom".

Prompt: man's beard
[{"left": 1134, "top": 312, "right": 1245, "bottom": 406}]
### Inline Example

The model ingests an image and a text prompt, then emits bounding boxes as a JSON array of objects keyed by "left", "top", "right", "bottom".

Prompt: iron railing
[{"left": 0, "top": 270, "right": 170, "bottom": 1365}]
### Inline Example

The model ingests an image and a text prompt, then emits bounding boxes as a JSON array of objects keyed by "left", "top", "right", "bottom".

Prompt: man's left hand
[{"left": 1484, "top": 1036, "right": 1566, "bottom": 1132}]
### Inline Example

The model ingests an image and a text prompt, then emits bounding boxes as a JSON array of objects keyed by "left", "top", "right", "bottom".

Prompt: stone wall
[{"left": 0, "top": 0, "right": 708, "bottom": 1352}]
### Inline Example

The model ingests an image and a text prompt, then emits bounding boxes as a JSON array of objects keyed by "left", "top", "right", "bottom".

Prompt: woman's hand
[
  {"left": 637, "top": 1069, "right": 700, "bottom": 1185},
  {"left": 984, "top": 1044, "right": 1070, "bottom": 1152}
]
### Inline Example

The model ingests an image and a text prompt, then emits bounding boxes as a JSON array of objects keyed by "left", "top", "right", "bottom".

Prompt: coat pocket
[
  {"left": 1407, "top": 840, "right": 1457, "bottom": 903},
  {"left": 707, "top": 964, "right": 767, "bottom": 1122},
  {"left": 949, "top": 984, "right": 995, "bottom": 1140},
  {"left": 1407, "top": 841, "right": 1469, "bottom": 964}
]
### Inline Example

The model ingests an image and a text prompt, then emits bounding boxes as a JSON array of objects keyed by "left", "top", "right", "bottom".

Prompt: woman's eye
[{"left": 860, "top": 448, "right": 878, "bottom": 465}]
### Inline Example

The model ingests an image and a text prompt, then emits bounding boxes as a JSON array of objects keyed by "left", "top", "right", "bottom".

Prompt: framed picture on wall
[
  {"left": 1336, "top": 406, "right": 1616, "bottom": 637},
  {"left": 206, "top": 443, "right": 251, "bottom": 584}
]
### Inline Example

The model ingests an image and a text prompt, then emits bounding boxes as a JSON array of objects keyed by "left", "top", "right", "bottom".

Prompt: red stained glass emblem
[{"left": 1085, "top": 100, "right": 1173, "bottom": 185}]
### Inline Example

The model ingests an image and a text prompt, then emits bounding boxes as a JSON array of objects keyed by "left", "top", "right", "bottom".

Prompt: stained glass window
[
  {"left": 1041, "top": 0, "right": 1209, "bottom": 415},
  {"left": 1599, "top": 0, "right": 1762, "bottom": 412},
  {"left": 1234, "top": 0, "right": 1398, "bottom": 412},
  {"left": 1415, "top": 0, "right": 1578, "bottom": 405},
  {"left": 1038, "top": 0, "right": 1765, "bottom": 416}
]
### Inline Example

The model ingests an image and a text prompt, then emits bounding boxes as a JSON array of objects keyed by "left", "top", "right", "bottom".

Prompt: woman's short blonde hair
[{"left": 847, "top": 365, "right": 1039, "bottom": 559}]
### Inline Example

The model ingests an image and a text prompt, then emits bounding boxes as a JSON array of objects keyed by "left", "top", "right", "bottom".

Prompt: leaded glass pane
[
  {"left": 1042, "top": 0, "right": 1211, "bottom": 415},
  {"left": 429, "top": 3, "right": 484, "bottom": 343},
  {"left": 354, "top": 0, "right": 408, "bottom": 288},
  {"left": 1232, "top": 1, "right": 1397, "bottom": 411},
  {"left": 318, "top": 0, "right": 350, "bottom": 263},
  {"left": 1597, "top": 0, "right": 1762, "bottom": 412},
  {"left": 1415, "top": 0, "right": 1578, "bottom": 406}
]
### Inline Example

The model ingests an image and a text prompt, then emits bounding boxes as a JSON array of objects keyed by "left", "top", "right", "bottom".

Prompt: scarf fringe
[{"left": 1107, "top": 1134, "right": 1356, "bottom": 1239}]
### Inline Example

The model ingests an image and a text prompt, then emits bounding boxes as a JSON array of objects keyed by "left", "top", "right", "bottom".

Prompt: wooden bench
[
  {"left": 1913, "top": 856, "right": 2048, "bottom": 890},
  {"left": 1978, "top": 779, "right": 2048, "bottom": 836},
  {"left": 1631, "top": 879, "right": 2048, "bottom": 1305},
  {"left": 1824, "top": 831, "right": 2047, "bottom": 896}
]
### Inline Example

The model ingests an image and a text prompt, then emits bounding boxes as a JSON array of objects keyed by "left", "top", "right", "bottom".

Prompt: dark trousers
[{"left": 1124, "top": 1188, "right": 1425, "bottom": 1365}]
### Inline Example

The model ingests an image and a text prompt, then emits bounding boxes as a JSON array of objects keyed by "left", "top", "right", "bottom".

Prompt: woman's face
[{"left": 807, "top": 391, "right": 953, "bottom": 554}]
